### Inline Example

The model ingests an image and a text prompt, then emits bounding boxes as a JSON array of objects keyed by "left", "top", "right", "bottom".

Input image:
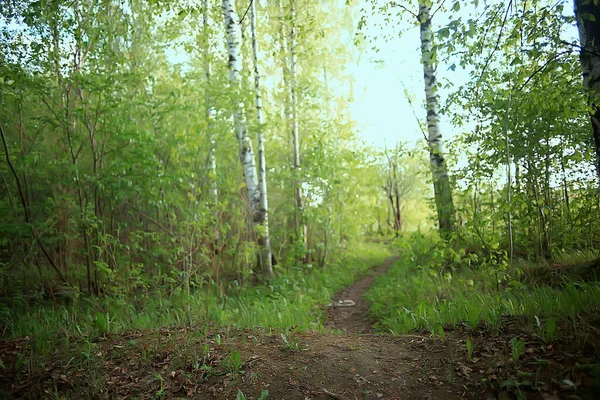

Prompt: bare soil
[
  {"left": 325, "top": 256, "right": 398, "bottom": 334},
  {"left": 1, "top": 256, "right": 599, "bottom": 399}
]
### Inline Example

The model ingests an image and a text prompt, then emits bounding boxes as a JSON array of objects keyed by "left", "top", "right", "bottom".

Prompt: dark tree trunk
[{"left": 574, "top": 0, "right": 600, "bottom": 179}]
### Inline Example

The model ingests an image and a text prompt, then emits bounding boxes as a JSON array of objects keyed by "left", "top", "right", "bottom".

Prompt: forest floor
[{"left": 1, "top": 256, "right": 600, "bottom": 399}]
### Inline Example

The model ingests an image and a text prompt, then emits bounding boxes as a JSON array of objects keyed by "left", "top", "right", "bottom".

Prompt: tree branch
[
  {"left": 390, "top": 2, "right": 418, "bottom": 19},
  {"left": 518, "top": 50, "right": 571, "bottom": 92},
  {"left": 477, "top": 0, "right": 513, "bottom": 85},
  {"left": 398, "top": 78, "right": 428, "bottom": 141},
  {"left": 239, "top": 0, "right": 253, "bottom": 24},
  {"left": 432, "top": 0, "right": 448, "bottom": 18},
  {"left": 561, "top": 40, "right": 600, "bottom": 58},
  {"left": 0, "top": 121, "right": 66, "bottom": 283}
]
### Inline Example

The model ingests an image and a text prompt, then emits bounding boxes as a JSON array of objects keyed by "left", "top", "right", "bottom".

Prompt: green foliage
[
  {"left": 226, "top": 350, "right": 243, "bottom": 376},
  {"left": 367, "top": 233, "right": 600, "bottom": 335},
  {"left": 236, "top": 389, "right": 269, "bottom": 400},
  {"left": 535, "top": 316, "right": 558, "bottom": 343},
  {"left": 0, "top": 0, "right": 380, "bottom": 308},
  {"left": 280, "top": 333, "right": 302, "bottom": 352},
  {"left": 465, "top": 338, "right": 474, "bottom": 362},
  {"left": 442, "top": 0, "right": 599, "bottom": 259},
  {"left": 2, "top": 242, "right": 390, "bottom": 352},
  {"left": 511, "top": 337, "right": 526, "bottom": 366}
]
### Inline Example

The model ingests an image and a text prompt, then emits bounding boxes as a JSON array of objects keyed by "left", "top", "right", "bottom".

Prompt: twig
[
  {"left": 397, "top": 78, "right": 428, "bottom": 141},
  {"left": 239, "top": 0, "right": 253, "bottom": 25},
  {"left": 517, "top": 50, "right": 571, "bottom": 92},
  {"left": 0, "top": 122, "right": 65, "bottom": 282},
  {"left": 125, "top": 201, "right": 173, "bottom": 235},
  {"left": 431, "top": 0, "right": 448, "bottom": 18},
  {"left": 390, "top": 2, "right": 418, "bottom": 18},
  {"left": 561, "top": 40, "right": 600, "bottom": 58},
  {"left": 477, "top": 0, "right": 513, "bottom": 85}
]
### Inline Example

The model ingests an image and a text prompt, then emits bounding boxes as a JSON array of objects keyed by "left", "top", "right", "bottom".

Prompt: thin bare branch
[
  {"left": 432, "top": 0, "right": 449, "bottom": 18},
  {"left": 477, "top": 0, "right": 513, "bottom": 85},
  {"left": 239, "top": 0, "right": 253, "bottom": 24}
]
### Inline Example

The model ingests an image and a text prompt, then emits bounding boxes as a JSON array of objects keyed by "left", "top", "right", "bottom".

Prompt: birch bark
[
  {"left": 222, "top": 0, "right": 271, "bottom": 276},
  {"left": 418, "top": 0, "right": 456, "bottom": 236},
  {"left": 288, "top": 0, "right": 307, "bottom": 255},
  {"left": 222, "top": 0, "right": 260, "bottom": 210},
  {"left": 204, "top": 0, "right": 218, "bottom": 204},
  {"left": 250, "top": 0, "right": 274, "bottom": 277}
]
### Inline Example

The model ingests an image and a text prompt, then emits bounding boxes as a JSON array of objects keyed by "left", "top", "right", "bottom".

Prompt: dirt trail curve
[
  {"left": 0, "top": 255, "right": 484, "bottom": 399},
  {"left": 325, "top": 255, "right": 399, "bottom": 334}
]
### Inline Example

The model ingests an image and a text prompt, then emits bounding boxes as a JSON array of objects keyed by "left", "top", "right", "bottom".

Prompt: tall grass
[
  {"left": 366, "top": 237, "right": 600, "bottom": 335},
  {"left": 0, "top": 242, "right": 391, "bottom": 356}
]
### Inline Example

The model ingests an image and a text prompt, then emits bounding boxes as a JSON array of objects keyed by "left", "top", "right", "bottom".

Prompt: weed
[
  {"left": 445, "top": 362, "right": 455, "bottom": 383},
  {"left": 436, "top": 325, "right": 445, "bottom": 340},
  {"left": 511, "top": 338, "right": 526, "bottom": 366},
  {"left": 154, "top": 373, "right": 166, "bottom": 399},
  {"left": 347, "top": 343, "right": 359, "bottom": 351},
  {"left": 236, "top": 389, "right": 269, "bottom": 400},
  {"left": 2, "top": 242, "right": 392, "bottom": 367},
  {"left": 366, "top": 237, "right": 600, "bottom": 335},
  {"left": 258, "top": 390, "right": 269, "bottom": 400},
  {"left": 0, "top": 242, "right": 389, "bottom": 397},
  {"left": 535, "top": 316, "right": 557, "bottom": 343},
  {"left": 200, "top": 364, "right": 214, "bottom": 379},
  {"left": 225, "top": 349, "right": 243, "bottom": 376},
  {"left": 74, "top": 339, "right": 97, "bottom": 370},
  {"left": 141, "top": 344, "right": 154, "bottom": 364},
  {"left": 280, "top": 333, "right": 302, "bottom": 352},
  {"left": 465, "top": 339, "right": 474, "bottom": 362}
]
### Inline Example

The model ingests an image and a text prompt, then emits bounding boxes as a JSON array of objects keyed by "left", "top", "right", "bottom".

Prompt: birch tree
[
  {"left": 204, "top": 0, "right": 218, "bottom": 204},
  {"left": 417, "top": 0, "right": 456, "bottom": 236},
  {"left": 222, "top": 0, "right": 272, "bottom": 277},
  {"left": 288, "top": 0, "right": 307, "bottom": 255},
  {"left": 361, "top": 0, "right": 456, "bottom": 237},
  {"left": 573, "top": 0, "right": 600, "bottom": 180},
  {"left": 250, "top": 0, "right": 274, "bottom": 277}
]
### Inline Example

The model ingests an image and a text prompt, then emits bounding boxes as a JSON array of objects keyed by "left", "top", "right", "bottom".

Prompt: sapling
[
  {"left": 466, "top": 338, "right": 474, "bottom": 362},
  {"left": 511, "top": 337, "right": 526, "bottom": 366}
]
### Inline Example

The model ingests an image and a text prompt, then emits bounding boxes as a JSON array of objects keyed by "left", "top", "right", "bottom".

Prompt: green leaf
[
  {"left": 583, "top": 12, "right": 596, "bottom": 22},
  {"left": 452, "top": 2, "right": 460, "bottom": 12}
]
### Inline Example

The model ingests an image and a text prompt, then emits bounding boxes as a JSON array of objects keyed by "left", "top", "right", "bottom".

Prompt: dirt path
[
  {"left": 3, "top": 255, "right": 597, "bottom": 399},
  {"left": 325, "top": 256, "right": 399, "bottom": 334}
]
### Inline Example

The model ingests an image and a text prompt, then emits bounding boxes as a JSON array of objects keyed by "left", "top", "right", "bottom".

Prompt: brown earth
[
  {"left": 1, "top": 256, "right": 599, "bottom": 399},
  {"left": 325, "top": 256, "right": 398, "bottom": 334}
]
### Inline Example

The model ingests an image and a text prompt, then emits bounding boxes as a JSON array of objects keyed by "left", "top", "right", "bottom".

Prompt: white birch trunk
[
  {"left": 250, "top": 0, "right": 273, "bottom": 277},
  {"left": 288, "top": 0, "right": 307, "bottom": 254},
  {"left": 204, "top": 0, "right": 218, "bottom": 204},
  {"left": 418, "top": 0, "right": 456, "bottom": 236},
  {"left": 222, "top": 0, "right": 261, "bottom": 214},
  {"left": 277, "top": 0, "right": 292, "bottom": 126}
]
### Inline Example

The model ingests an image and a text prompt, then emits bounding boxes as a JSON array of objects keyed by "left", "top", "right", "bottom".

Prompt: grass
[
  {"left": 366, "top": 236, "right": 600, "bottom": 335},
  {"left": 0, "top": 241, "right": 391, "bottom": 359}
]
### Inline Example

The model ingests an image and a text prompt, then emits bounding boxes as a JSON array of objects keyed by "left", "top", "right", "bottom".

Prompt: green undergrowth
[
  {"left": 366, "top": 234, "right": 600, "bottom": 335},
  {"left": 1, "top": 242, "right": 391, "bottom": 355}
]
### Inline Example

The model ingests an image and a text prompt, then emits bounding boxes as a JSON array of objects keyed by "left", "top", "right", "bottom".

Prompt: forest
[{"left": 1, "top": 0, "right": 600, "bottom": 398}]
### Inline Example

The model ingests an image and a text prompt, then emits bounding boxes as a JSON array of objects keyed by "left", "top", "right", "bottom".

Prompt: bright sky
[
  {"left": 349, "top": 1, "right": 470, "bottom": 150},
  {"left": 349, "top": 0, "right": 577, "bottom": 150}
]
